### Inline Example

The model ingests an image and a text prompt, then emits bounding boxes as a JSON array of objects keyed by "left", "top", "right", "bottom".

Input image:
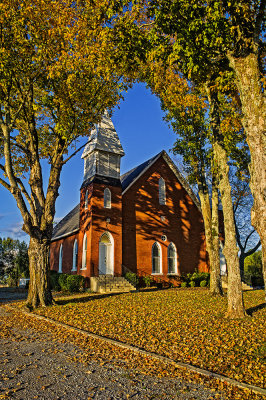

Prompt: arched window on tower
[
  {"left": 152, "top": 242, "right": 162, "bottom": 274},
  {"left": 168, "top": 242, "right": 177, "bottom": 274},
  {"left": 104, "top": 188, "right": 111, "bottom": 208},
  {"left": 58, "top": 244, "right": 63, "bottom": 273},
  {"left": 85, "top": 189, "right": 88, "bottom": 209},
  {"left": 159, "top": 177, "right": 166, "bottom": 205},
  {"left": 81, "top": 234, "right": 87, "bottom": 269},
  {"left": 72, "top": 239, "right": 78, "bottom": 271}
]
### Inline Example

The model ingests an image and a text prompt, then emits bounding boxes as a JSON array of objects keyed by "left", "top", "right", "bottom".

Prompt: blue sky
[{"left": 0, "top": 83, "right": 177, "bottom": 242}]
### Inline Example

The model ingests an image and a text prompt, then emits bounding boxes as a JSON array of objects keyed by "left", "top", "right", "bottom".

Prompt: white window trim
[
  {"left": 151, "top": 242, "right": 162, "bottom": 274},
  {"left": 85, "top": 189, "right": 88, "bottom": 209},
  {"left": 104, "top": 188, "right": 111, "bottom": 209},
  {"left": 81, "top": 234, "right": 87, "bottom": 270},
  {"left": 159, "top": 177, "right": 166, "bottom": 205},
  {"left": 58, "top": 244, "right": 63, "bottom": 273},
  {"left": 167, "top": 242, "right": 177, "bottom": 274},
  {"left": 71, "top": 239, "right": 78, "bottom": 272}
]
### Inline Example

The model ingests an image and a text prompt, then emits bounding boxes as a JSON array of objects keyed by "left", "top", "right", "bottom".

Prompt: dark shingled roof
[
  {"left": 120, "top": 152, "right": 161, "bottom": 191},
  {"left": 52, "top": 204, "right": 80, "bottom": 240}
]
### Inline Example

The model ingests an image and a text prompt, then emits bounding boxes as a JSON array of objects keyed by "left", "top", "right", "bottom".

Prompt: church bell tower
[
  {"left": 80, "top": 111, "right": 124, "bottom": 277},
  {"left": 81, "top": 111, "right": 125, "bottom": 182}
]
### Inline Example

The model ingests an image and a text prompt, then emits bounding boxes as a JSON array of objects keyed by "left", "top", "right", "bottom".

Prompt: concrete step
[{"left": 90, "top": 276, "right": 136, "bottom": 293}]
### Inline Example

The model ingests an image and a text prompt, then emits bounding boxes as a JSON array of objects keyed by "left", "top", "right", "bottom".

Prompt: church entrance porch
[{"left": 99, "top": 232, "right": 114, "bottom": 275}]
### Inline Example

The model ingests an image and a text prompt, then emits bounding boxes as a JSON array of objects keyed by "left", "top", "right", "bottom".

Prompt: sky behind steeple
[{"left": 0, "top": 83, "right": 175, "bottom": 241}]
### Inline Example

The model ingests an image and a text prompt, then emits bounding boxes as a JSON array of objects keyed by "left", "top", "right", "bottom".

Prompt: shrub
[
  {"left": 50, "top": 271, "right": 60, "bottom": 291},
  {"left": 200, "top": 280, "right": 207, "bottom": 287},
  {"left": 58, "top": 273, "right": 68, "bottom": 291},
  {"left": 143, "top": 275, "right": 152, "bottom": 287},
  {"left": 181, "top": 282, "right": 187, "bottom": 288},
  {"left": 189, "top": 281, "right": 196, "bottom": 287},
  {"left": 186, "top": 271, "right": 210, "bottom": 287},
  {"left": 66, "top": 275, "right": 85, "bottom": 293},
  {"left": 125, "top": 272, "right": 139, "bottom": 287}
]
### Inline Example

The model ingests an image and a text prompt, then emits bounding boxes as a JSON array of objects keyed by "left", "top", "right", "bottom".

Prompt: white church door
[{"left": 99, "top": 232, "right": 114, "bottom": 275}]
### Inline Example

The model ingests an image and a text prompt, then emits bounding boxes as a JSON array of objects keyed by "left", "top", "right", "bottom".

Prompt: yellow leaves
[{"left": 27, "top": 289, "right": 266, "bottom": 390}]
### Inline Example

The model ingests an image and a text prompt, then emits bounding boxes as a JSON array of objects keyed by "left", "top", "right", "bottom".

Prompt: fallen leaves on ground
[
  {"left": 1, "top": 288, "right": 265, "bottom": 400},
  {"left": 32, "top": 288, "right": 266, "bottom": 389}
]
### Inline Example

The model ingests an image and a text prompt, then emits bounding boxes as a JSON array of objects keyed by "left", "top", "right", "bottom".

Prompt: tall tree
[
  {"left": 0, "top": 0, "right": 134, "bottom": 308},
  {"left": 0, "top": 237, "right": 29, "bottom": 285},
  {"left": 143, "top": 65, "right": 223, "bottom": 295},
  {"left": 144, "top": 0, "right": 266, "bottom": 296}
]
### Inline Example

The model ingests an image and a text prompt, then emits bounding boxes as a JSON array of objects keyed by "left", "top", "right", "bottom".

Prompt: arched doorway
[{"left": 99, "top": 232, "right": 114, "bottom": 275}]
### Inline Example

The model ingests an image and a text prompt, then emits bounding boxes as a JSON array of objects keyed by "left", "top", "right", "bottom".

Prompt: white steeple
[{"left": 82, "top": 112, "right": 125, "bottom": 181}]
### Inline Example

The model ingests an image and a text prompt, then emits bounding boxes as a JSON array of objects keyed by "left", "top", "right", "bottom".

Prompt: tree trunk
[
  {"left": 211, "top": 183, "right": 223, "bottom": 295},
  {"left": 239, "top": 252, "right": 245, "bottom": 281},
  {"left": 198, "top": 186, "right": 222, "bottom": 295},
  {"left": 26, "top": 237, "right": 53, "bottom": 309},
  {"left": 213, "top": 142, "right": 246, "bottom": 318},
  {"left": 228, "top": 52, "right": 266, "bottom": 297}
]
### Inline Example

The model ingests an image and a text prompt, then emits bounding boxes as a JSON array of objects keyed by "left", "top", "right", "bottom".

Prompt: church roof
[
  {"left": 52, "top": 204, "right": 80, "bottom": 240},
  {"left": 52, "top": 151, "right": 200, "bottom": 240},
  {"left": 81, "top": 112, "right": 125, "bottom": 159},
  {"left": 120, "top": 152, "right": 160, "bottom": 191}
]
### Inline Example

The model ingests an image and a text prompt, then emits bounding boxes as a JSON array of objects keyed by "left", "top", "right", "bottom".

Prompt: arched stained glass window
[
  {"left": 81, "top": 234, "right": 87, "bottom": 269},
  {"left": 152, "top": 242, "right": 161, "bottom": 274},
  {"left": 104, "top": 188, "right": 111, "bottom": 208},
  {"left": 159, "top": 177, "right": 166, "bottom": 205},
  {"left": 85, "top": 189, "right": 89, "bottom": 209},
  {"left": 72, "top": 239, "right": 78, "bottom": 271},
  {"left": 58, "top": 244, "right": 63, "bottom": 273},
  {"left": 168, "top": 242, "right": 177, "bottom": 274}
]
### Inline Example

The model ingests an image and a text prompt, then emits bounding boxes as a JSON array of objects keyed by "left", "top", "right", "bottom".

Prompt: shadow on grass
[
  {"left": 53, "top": 286, "right": 173, "bottom": 306},
  {"left": 54, "top": 291, "right": 129, "bottom": 306},
  {"left": 246, "top": 302, "right": 266, "bottom": 316}
]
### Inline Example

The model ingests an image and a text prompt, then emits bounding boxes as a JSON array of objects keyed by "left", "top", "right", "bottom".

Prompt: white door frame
[{"left": 99, "top": 232, "right": 114, "bottom": 275}]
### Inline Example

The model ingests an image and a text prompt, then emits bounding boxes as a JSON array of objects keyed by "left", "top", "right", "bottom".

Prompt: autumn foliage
[{"left": 33, "top": 288, "right": 266, "bottom": 389}]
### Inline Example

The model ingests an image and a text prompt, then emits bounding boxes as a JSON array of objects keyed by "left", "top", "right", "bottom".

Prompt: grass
[{"left": 34, "top": 288, "right": 266, "bottom": 388}]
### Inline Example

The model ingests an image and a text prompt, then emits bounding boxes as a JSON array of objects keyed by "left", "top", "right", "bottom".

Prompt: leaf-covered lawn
[{"left": 35, "top": 288, "right": 266, "bottom": 388}]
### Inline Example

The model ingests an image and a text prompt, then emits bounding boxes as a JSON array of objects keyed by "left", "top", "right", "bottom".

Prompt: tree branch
[
  {"left": 0, "top": 177, "right": 11, "bottom": 192},
  {"left": 62, "top": 142, "right": 87, "bottom": 165},
  {"left": 244, "top": 240, "right": 261, "bottom": 258},
  {"left": 254, "top": 0, "right": 266, "bottom": 44},
  {"left": 234, "top": 216, "right": 244, "bottom": 251},
  {"left": 243, "top": 228, "right": 257, "bottom": 250}
]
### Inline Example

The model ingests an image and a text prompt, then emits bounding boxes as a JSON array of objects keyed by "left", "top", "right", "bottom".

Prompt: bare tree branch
[
  {"left": 62, "top": 142, "right": 87, "bottom": 165},
  {"left": 254, "top": 0, "right": 266, "bottom": 43}
]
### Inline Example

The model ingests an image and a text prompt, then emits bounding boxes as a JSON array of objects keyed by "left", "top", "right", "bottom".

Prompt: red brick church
[{"left": 49, "top": 113, "right": 209, "bottom": 284}]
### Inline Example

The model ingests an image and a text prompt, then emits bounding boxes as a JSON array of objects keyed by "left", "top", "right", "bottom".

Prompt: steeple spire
[{"left": 82, "top": 112, "right": 125, "bottom": 182}]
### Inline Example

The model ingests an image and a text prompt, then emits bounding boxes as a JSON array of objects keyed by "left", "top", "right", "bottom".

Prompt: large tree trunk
[
  {"left": 210, "top": 182, "right": 223, "bottom": 295},
  {"left": 228, "top": 51, "right": 266, "bottom": 297},
  {"left": 198, "top": 185, "right": 222, "bottom": 295},
  {"left": 213, "top": 142, "right": 246, "bottom": 318},
  {"left": 26, "top": 237, "right": 53, "bottom": 309},
  {"left": 206, "top": 80, "right": 245, "bottom": 318}
]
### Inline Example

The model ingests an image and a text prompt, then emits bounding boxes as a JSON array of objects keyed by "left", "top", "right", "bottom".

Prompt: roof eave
[
  {"left": 51, "top": 228, "right": 79, "bottom": 242},
  {"left": 122, "top": 151, "right": 163, "bottom": 195}
]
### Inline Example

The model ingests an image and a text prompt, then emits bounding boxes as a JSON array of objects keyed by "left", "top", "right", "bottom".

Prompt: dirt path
[{"left": 0, "top": 306, "right": 225, "bottom": 400}]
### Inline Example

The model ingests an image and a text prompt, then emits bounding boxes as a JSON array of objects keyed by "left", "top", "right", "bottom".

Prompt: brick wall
[
  {"left": 50, "top": 180, "right": 123, "bottom": 277},
  {"left": 122, "top": 156, "right": 208, "bottom": 278}
]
